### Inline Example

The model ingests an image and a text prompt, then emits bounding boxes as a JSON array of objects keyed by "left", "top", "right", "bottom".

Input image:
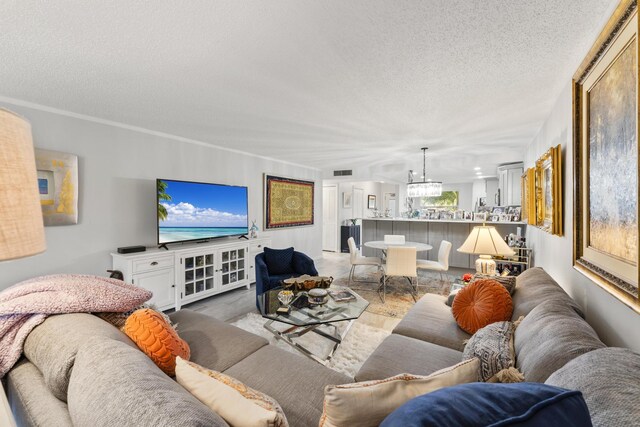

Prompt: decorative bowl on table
[
  {"left": 307, "top": 288, "right": 329, "bottom": 306},
  {"left": 283, "top": 275, "right": 333, "bottom": 292}
]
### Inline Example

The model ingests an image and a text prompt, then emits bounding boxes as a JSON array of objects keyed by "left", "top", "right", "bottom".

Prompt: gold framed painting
[
  {"left": 573, "top": 0, "right": 639, "bottom": 310},
  {"left": 535, "top": 145, "right": 563, "bottom": 235},
  {"left": 521, "top": 168, "right": 536, "bottom": 225},
  {"left": 264, "top": 175, "right": 315, "bottom": 229}
]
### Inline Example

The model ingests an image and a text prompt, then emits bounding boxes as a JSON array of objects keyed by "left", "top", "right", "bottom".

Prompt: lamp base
[{"left": 475, "top": 255, "right": 497, "bottom": 276}]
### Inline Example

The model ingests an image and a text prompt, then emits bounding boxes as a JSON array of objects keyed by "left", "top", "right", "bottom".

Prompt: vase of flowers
[{"left": 462, "top": 273, "right": 473, "bottom": 285}]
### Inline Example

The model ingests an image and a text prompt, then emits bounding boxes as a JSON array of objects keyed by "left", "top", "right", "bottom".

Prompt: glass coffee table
[{"left": 257, "top": 287, "right": 369, "bottom": 364}]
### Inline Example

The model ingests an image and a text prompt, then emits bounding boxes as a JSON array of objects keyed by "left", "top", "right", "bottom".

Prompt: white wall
[
  {"left": 0, "top": 102, "right": 323, "bottom": 289},
  {"left": 524, "top": 81, "right": 640, "bottom": 352},
  {"left": 441, "top": 183, "right": 473, "bottom": 211}
]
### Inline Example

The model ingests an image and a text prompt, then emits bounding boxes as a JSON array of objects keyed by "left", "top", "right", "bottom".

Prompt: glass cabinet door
[
  {"left": 182, "top": 251, "right": 215, "bottom": 298},
  {"left": 219, "top": 247, "right": 246, "bottom": 287}
]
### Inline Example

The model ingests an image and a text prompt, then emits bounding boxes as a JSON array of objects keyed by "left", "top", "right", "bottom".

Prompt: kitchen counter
[
  {"left": 362, "top": 218, "right": 525, "bottom": 225},
  {"left": 361, "top": 218, "right": 526, "bottom": 269}
]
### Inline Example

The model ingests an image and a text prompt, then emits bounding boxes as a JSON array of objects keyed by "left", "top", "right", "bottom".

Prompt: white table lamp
[
  {"left": 457, "top": 225, "right": 514, "bottom": 275},
  {"left": 0, "top": 108, "right": 46, "bottom": 261}
]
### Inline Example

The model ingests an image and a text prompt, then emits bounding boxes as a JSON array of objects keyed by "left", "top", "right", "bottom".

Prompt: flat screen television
[{"left": 157, "top": 179, "right": 249, "bottom": 245}]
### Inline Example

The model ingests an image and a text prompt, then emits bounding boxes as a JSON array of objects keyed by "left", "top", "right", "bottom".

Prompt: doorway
[{"left": 322, "top": 185, "right": 338, "bottom": 252}]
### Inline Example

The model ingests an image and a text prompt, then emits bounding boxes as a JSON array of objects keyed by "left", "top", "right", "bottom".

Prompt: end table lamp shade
[
  {"left": 457, "top": 225, "right": 514, "bottom": 275},
  {"left": 0, "top": 109, "right": 46, "bottom": 260}
]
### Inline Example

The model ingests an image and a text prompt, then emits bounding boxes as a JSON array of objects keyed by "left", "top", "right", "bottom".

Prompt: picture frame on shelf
[
  {"left": 367, "top": 195, "right": 376, "bottom": 209},
  {"left": 463, "top": 211, "right": 473, "bottom": 220},
  {"left": 535, "top": 145, "right": 562, "bottom": 235},
  {"left": 572, "top": 0, "right": 639, "bottom": 310},
  {"left": 473, "top": 212, "right": 487, "bottom": 222}
]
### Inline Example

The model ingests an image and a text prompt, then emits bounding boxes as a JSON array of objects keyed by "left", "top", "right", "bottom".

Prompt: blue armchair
[{"left": 255, "top": 247, "right": 318, "bottom": 309}]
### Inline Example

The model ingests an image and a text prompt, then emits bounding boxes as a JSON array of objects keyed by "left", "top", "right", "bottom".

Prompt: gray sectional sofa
[{"left": 4, "top": 267, "right": 639, "bottom": 426}]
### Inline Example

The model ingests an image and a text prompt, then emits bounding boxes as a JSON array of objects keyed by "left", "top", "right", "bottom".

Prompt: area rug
[
  {"left": 331, "top": 271, "right": 452, "bottom": 318},
  {"left": 231, "top": 312, "right": 389, "bottom": 377}
]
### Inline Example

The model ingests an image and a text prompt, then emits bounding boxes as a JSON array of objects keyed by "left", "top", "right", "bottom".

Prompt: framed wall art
[
  {"left": 534, "top": 145, "right": 562, "bottom": 235},
  {"left": 35, "top": 149, "right": 78, "bottom": 226},
  {"left": 573, "top": 0, "right": 639, "bottom": 310},
  {"left": 264, "top": 175, "right": 314, "bottom": 229},
  {"left": 367, "top": 195, "right": 376, "bottom": 209},
  {"left": 521, "top": 168, "right": 536, "bottom": 225},
  {"left": 342, "top": 192, "right": 352, "bottom": 209}
]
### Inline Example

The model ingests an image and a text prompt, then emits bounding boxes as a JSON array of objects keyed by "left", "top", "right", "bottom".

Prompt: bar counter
[{"left": 361, "top": 218, "right": 526, "bottom": 269}]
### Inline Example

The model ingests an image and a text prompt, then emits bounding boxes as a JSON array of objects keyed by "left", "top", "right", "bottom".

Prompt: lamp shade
[
  {"left": 457, "top": 225, "right": 514, "bottom": 256},
  {"left": 0, "top": 108, "right": 46, "bottom": 260}
]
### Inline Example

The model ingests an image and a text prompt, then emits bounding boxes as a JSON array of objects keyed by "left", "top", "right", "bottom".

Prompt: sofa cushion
[
  {"left": 124, "top": 308, "right": 191, "bottom": 376},
  {"left": 512, "top": 267, "right": 584, "bottom": 319},
  {"left": 355, "top": 334, "right": 463, "bottom": 382},
  {"left": 264, "top": 247, "right": 295, "bottom": 275},
  {"left": 23, "top": 313, "right": 136, "bottom": 402},
  {"left": 380, "top": 382, "right": 592, "bottom": 427},
  {"left": 5, "top": 358, "right": 73, "bottom": 427},
  {"left": 546, "top": 347, "right": 640, "bottom": 427},
  {"left": 169, "top": 309, "right": 268, "bottom": 371},
  {"left": 452, "top": 279, "right": 513, "bottom": 334},
  {"left": 462, "top": 320, "right": 522, "bottom": 383},
  {"left": 392, "top": 293, "right": 471, "bottom": 351},
  {"left": 514, "top": 302, "right": 605, "bottom": 382},
  {"left": 67, "top": 337, "right": 229, "bottom": 427},
  {"left": 176, "top": 357, "right": 288, "bottom": 427},
  {"left": 321, "top": 359, "right": 480, "bottom": 427},
  {"left": 224, "top": 345, "right": 351, "bottom": 427}
]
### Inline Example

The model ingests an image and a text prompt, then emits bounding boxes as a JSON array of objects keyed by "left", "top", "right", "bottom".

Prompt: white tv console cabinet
[{"left": 111, "top": 236, "right": 271, "bottom": 311}]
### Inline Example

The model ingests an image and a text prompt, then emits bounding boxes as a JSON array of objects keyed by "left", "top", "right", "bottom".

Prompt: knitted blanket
[{"left": 0, "top": 274, "right": 152, "bottom": 377}]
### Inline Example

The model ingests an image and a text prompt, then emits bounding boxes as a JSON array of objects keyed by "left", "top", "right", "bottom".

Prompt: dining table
[{"left": 363, "top": 240, "right": 433, "bottom": 253}]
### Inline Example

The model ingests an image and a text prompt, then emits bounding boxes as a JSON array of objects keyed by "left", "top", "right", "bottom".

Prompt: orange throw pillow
[
  {"left": 123, "top": 308, "right": 190, "bottom": 376},
  {"left": 452, "top": 279, "right": 513, "bottom": 334}
]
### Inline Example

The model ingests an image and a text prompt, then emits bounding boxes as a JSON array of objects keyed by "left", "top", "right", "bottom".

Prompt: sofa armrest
[
  {"left": 1, "top": 381, "right": 17, "bottom": 427},
  {"left": 292, "top": 251, "right": 318, "bottom": 276}
]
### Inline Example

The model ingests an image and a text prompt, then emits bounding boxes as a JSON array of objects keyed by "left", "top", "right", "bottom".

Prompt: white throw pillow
[
  {"left": 320, "top": 358, "right": 480, "bottom": 427},
  {"left": 175, "top": 357, "right": 288, "bottom": 427}
]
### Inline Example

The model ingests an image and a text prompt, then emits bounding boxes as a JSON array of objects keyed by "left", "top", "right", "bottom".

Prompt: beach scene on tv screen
[{"left": 158, "top": 179, "right": 248, "bottom": 243}]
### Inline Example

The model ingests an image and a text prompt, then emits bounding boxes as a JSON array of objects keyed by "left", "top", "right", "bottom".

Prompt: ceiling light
[
  {"left": 407, "top": 147, "right": 443, "bottom": 198},
  {"left": 475, "top": 171, "right": 482, "bottom": 175},
  {"left": 474, "top": 167, "right": 481, "bottom": 171},
  {"left": 412, "top": 171, "right": 417, "bottom": 175}
]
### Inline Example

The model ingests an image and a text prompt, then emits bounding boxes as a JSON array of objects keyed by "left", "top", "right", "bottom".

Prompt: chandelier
[{"left": 406, "top": 147, "right": 442, "bottom": 198}]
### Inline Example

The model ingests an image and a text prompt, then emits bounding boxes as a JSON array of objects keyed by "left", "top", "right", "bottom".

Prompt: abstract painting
[
  {"left": 588, "top": 39, "right": 637, "bottom": 263},
  {"left": 573, "top": 0, "right": 638, "bottom": 308},
  {"left": 264, "top": 175, "right": 314, "bottom": 229},
  {"left": 35, "top": 149, "right": 78, "bottom": 226}
]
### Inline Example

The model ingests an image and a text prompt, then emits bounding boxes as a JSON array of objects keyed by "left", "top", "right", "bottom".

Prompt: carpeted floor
[
  {"left": 331, "top": 272, "right": 452, "bottom": 318},
  {"left": 231, "top": 312, "right": 389, "bottom": 377}
]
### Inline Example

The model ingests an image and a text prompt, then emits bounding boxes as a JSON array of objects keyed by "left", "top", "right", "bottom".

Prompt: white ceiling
[{"left": 0, "top": 0, "right": 615, "bottom": 184}]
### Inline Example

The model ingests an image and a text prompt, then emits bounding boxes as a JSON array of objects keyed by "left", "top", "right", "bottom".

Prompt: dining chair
[
  {"left": 384, "top": 235, "right": 406, "bottom": 245},
  {"left": 416, "top": 240, "right": 452, "bottom": 285},
  {"left": 347, "top": 237, "right": 382, "bottom": 284},
  {"left": 379, "top": 246, "right": 417, "bottom": 303}
]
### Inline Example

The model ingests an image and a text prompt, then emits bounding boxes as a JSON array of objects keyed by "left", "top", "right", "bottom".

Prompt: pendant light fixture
[{"left": 407, "top": 147, "right": 442, "bottom": 198}]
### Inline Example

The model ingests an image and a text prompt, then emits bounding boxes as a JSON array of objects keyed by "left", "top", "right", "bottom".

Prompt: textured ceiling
[{"left": 0, "top": 0, "right": 615, "bottom": 183}]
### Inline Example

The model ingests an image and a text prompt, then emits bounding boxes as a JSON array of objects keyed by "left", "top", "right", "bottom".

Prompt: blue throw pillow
[
  {"left": 263, "top": 247, "right": 295, "bottom": 275},
  {"left": 381, "top": 382, "right": 592, "bottom": 427}
]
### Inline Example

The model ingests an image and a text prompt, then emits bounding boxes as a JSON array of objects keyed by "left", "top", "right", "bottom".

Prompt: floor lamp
[
  {"left": 457, "top": 224, "right": 514, "bottom": 276},
  {"left": 0, "top": 108, "right": 46, "bottom": 261}
]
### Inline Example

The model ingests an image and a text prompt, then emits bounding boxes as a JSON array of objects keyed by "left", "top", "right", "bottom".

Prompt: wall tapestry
[
  {"left": 35, "top": 149, "right": 78, "bottom": 226},
  {"left": 264, "top": 175, "right": 314, "bottom": 229},
  {"left": 573, "top": 0, "right": 639, "bottom": 310},
  {"left": 535, "top": 145, "right": 562, "bottom": 235}
]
